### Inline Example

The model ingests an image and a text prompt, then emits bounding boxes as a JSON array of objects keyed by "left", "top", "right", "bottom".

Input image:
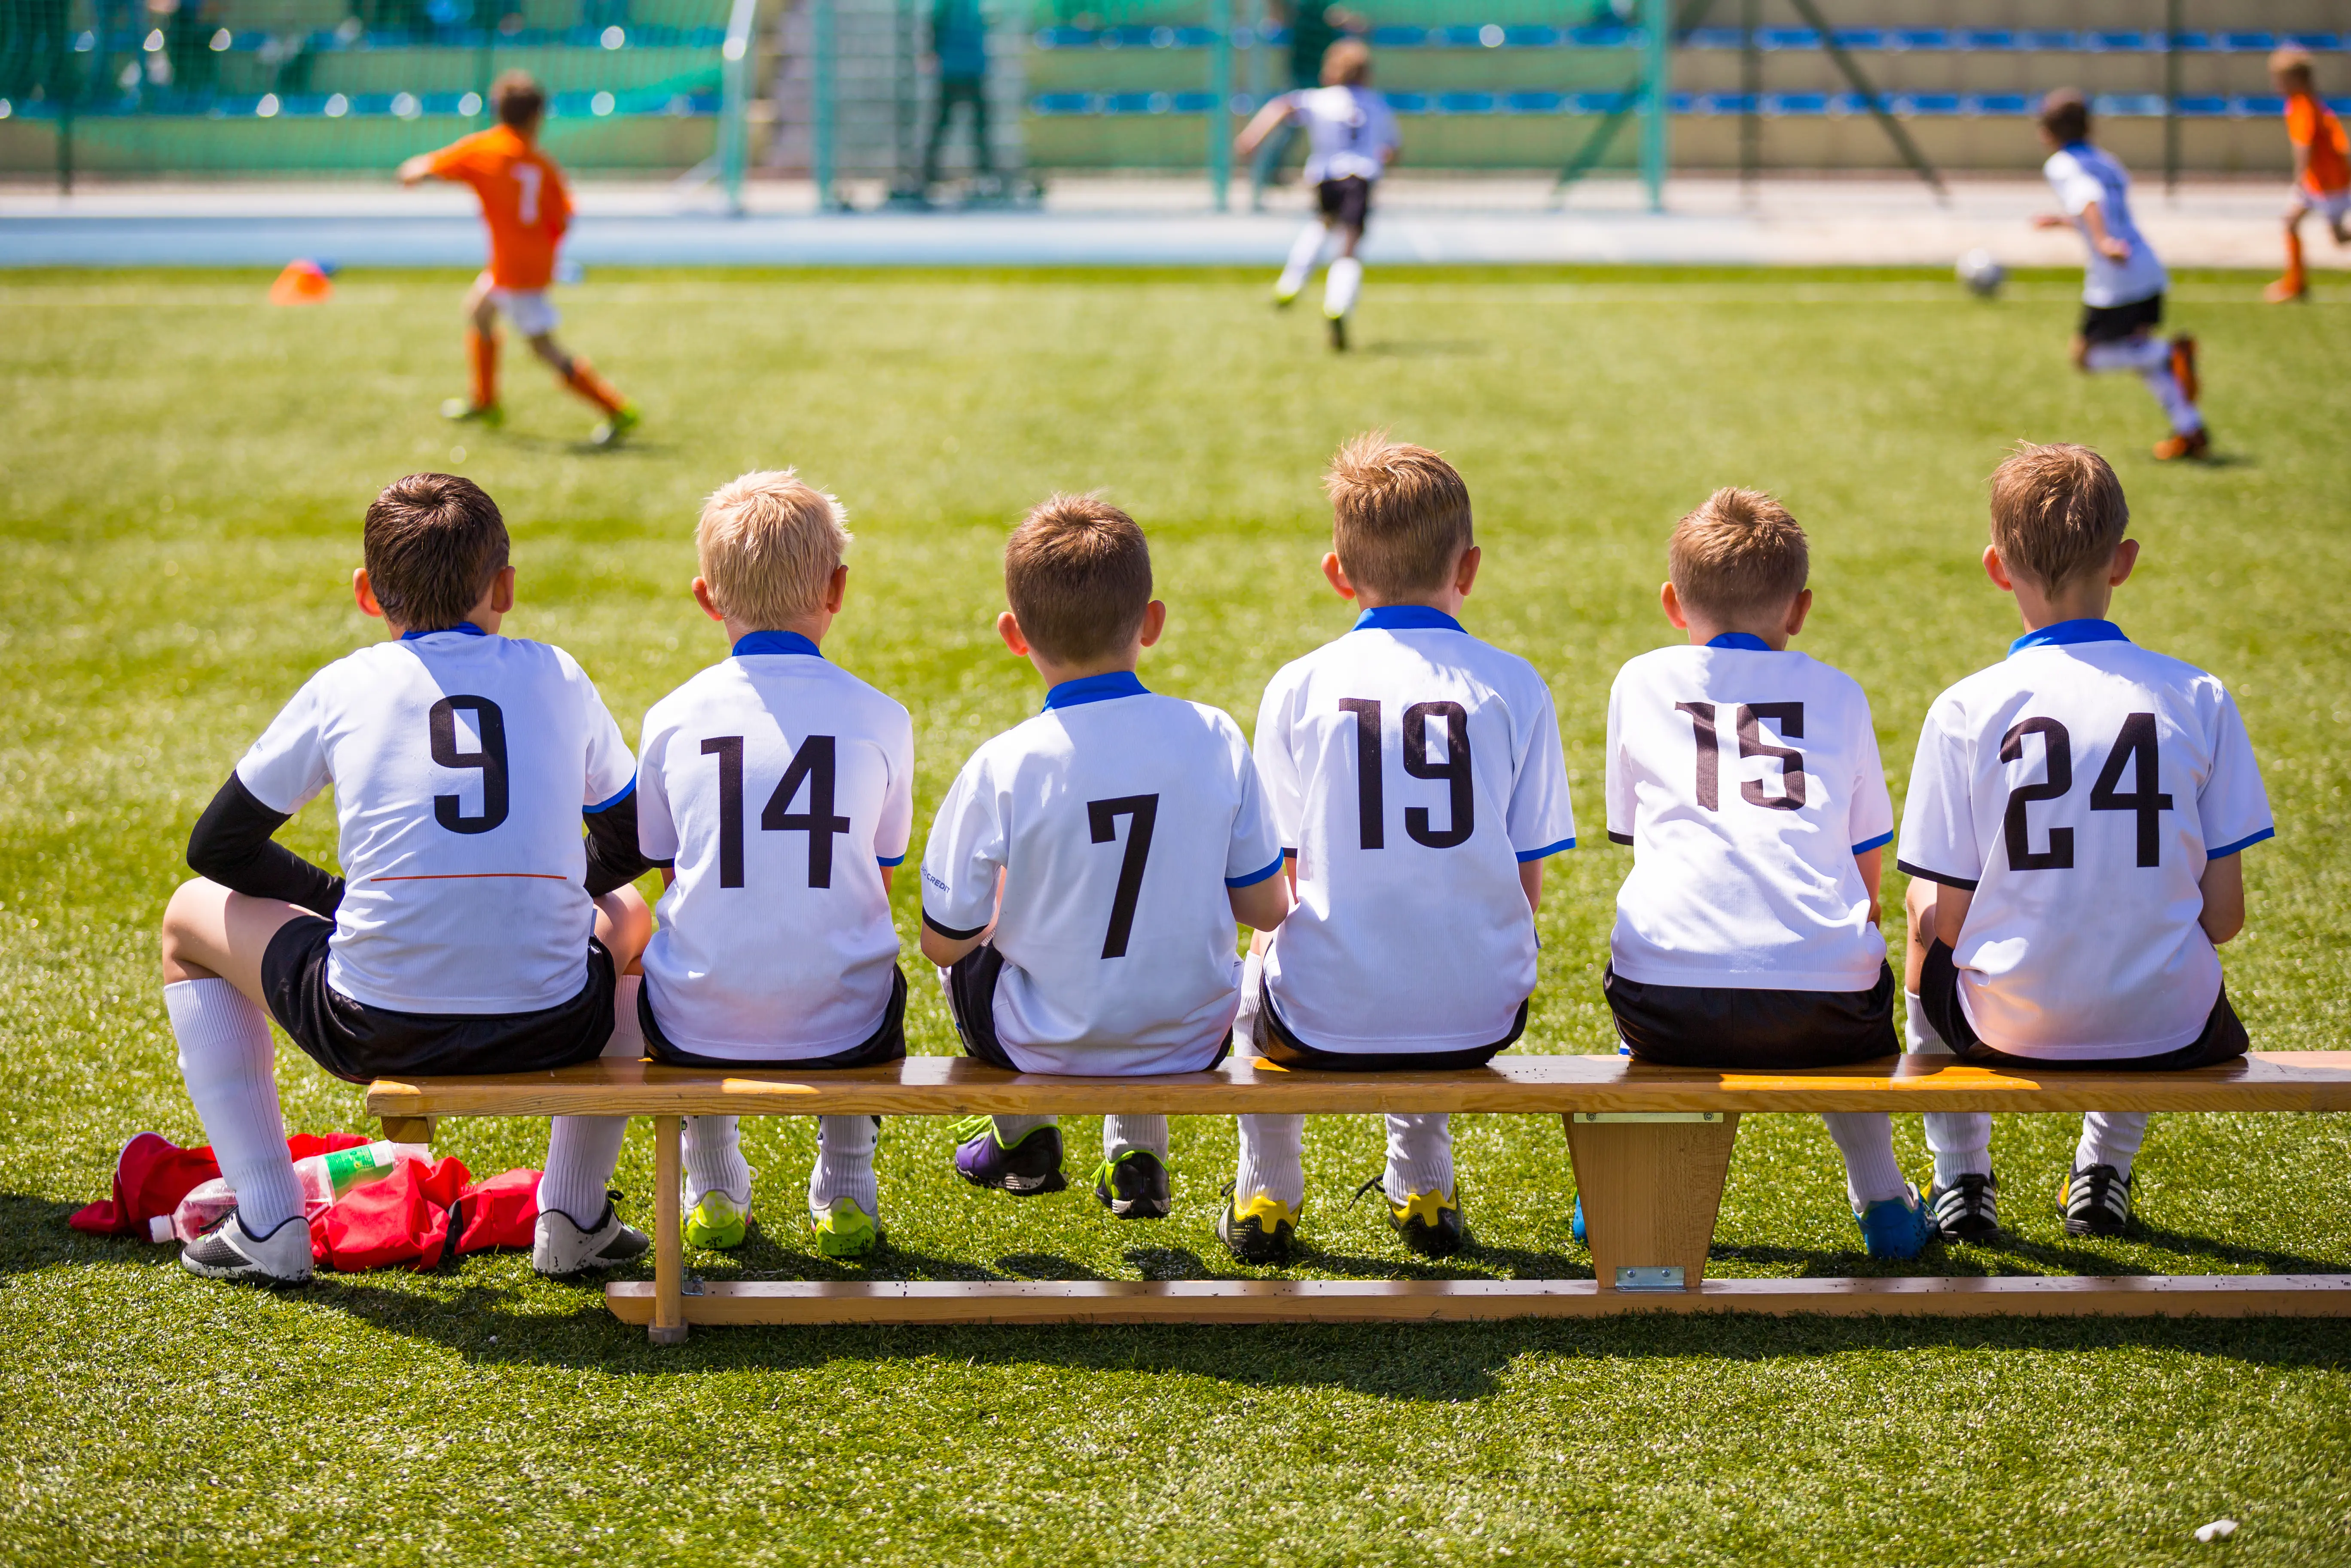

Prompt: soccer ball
[{"left": 1956, "top": 249, "right": 2006, "bottom": 299}]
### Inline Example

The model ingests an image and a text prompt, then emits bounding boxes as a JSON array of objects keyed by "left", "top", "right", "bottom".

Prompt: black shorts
[
  {"left": 639, "top": 965, "right": 909, "bottom": 1071},
  {"left": 944, "top": 944, "right": 1233, "bottom": 1073},
  {"left": 1603, "top": 962, "right": 1898, "bottom": 1069},
  {"left": 1255, "top": 971, "right": 1526, "bottom": 1072},
  {"left": 260, "top": 913, "right": 617, "bottom": 1084},
  {"left": 2079, "top": 292, "right": 2164, "bottom": 344},
  {"left": 1918, "top": 939, "right": 2248, "bottom": 1071},
  {"left": 1316, "top": 175, "right": 1372, "bottom": 232}
]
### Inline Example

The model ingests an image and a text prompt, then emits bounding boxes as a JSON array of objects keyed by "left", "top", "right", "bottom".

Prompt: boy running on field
[
  {"left": 2030, "top": 88, "right": 2208, "bottom": 461},
  {"left": 398, "top": 70, "right": 640, "bottom": 447},
  {"left": 630, "top": 471, "right": 916, "bottom": 1260},
  {"left": 1898, "top": 443, "right": 2272, "bottom": 1242},
  {"left": 921, "top": 497, "right": 1291, "bottom": 1220},
  {"left": 159, "top": 473, "right": 656, "bottom": 1284},
  {"left": 1228, "top": 436, "right": 1575, "bottom": 1264},
  {"left": 2264, "top": 46, "right": 2349, "bottom": 303},
  {"left": 1234, "top": 39, "right": 1400, "bottom": 351},
  {"left": 1602, "top": 488, "right": 1930, "bottom": 1260}
]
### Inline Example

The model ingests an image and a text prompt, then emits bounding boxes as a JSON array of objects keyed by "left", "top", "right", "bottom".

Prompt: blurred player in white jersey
[
  {"left": 2030, "top": 88, "right": 2208, "bottom": 461},
  {"left": 1234, "top": 39, "right": 1400, "bottom": 350}
]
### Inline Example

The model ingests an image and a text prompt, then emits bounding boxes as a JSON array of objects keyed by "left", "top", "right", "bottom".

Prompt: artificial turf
[{"left": 2, "top": 263, "right": 2348, "bottom": 1565}]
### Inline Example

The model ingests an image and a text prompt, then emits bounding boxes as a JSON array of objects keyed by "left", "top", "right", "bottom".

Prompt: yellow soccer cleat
[
  {"left": 811, "top": 1196, "right": 881, "bottom": 1259},
  {"left": 1217, "top": 1186, "right": 1298, "bottom": 1265},
  {"left": 683, "top": 1190, "right": 750, "bottom": 1250},
  {"left": 1363, "top": 1177, "right": 1469, "bottom": 1258}
]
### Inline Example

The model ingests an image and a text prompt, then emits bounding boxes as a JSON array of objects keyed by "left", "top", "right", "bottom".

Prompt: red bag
[{"left": 69, "top": 1131, "right": 370, "bottom": 1238}]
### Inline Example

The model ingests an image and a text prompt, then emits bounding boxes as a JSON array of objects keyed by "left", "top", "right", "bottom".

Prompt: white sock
[
  {"left": 2082, "top": 336, "right": 2170, "bottom": 374},
  {"left": 1904, "top": 988, "right": 1945, "bottom": 1056},
  {"left": 538, "top": 1116, "right": 628, "bottom": 1229},
  {"left": 810, "top": 1115, "right": 879, "bottom": 1217},
  {"left": 1384, "top": 1112, "right": 1452, "bottom": 1202},
  {"left": 1820, "top": 1112, "right": 1908, "bottom": 1208},
  {"left": 1230, "top": 946, "right": 1264, "bottom": 1054},
  {"left": 682, "top": 1113, "right": 751, "bottom": 1207},
  {"left": 167, "top": 978, "right": 302, "bottom": 1234},
  {"left": 1324, "top": 255, "right": 1363, "bottom": 319},
  {"left": 604, "top": 973, "right": 645, "bottom": 1058},
  {"left": 2138, "top": 365, "right": 2204, "bottom": 433},
  {"left": 1906, "top": 988, "right": 1994, "bottom": 1186},
  {"left": 1236, "top": 1113, "right": 1306, "bottom": 1211},
  {"left": 1276, "top": 222, "right": 1329, "bottom": 294},
  {"left": 990, "top": 1113, "right": 1055, "bottom": 1145},
  {"left": 1103, "top": 1114, "right": 1168, "bottom": 1163},
  {"left": 2076, "top": 1111, "right": 2149, "bottom": 1178}
]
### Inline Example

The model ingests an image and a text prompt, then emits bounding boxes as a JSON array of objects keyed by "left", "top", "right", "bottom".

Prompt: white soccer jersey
[
  {"left": 634, "top": 631, "right": 916, "bottom": 1060},
  {"left": 1288, "top": 85, "right": 1399, "bottom": 184},
  {"left": 1257, "top": 606, "right": 1576, "bottom": 1053},
  {"left": 2044, "top": 143, "right": 2168, "bottom": 308},
  {"left": 920, "top": 672, "right": 1284, "bottom": 1076},
  {"left": 1605, "top": 635, "right": 1894, "bottom": 992},
  {"left": 235, "top": 625, "right": 636, "bottom": 1014},
  {"left": 1896, "top": 619, "right": 2272, "bottom": 1060}
]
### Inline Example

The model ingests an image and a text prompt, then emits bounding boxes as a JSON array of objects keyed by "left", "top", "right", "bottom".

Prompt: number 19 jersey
[
  {"left": 1256, "top": 608, "right": 1577, "bottom": 1054},
  {"left": 1604, "top": 638, "right": 1894, "bottom": 992},
  {"left": 1896, "top": 620, "right": 2273, "bottom": 1060}
]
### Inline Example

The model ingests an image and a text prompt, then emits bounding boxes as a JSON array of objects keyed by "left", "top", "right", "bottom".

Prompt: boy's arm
[
  {"left": 1855, "top": 846, "right": 1882, "bottom": 926},
  {"left": 2198, "top": 854, "right": 2245, "bottom": 944},
  {"left": 1229, "top": 874, "right": 1291, "bottom": 932},
  {"left": 1235, "top": 94, "right": 1296, "bottom": 157},
  {"left": 583, "top": 790, "right": 651, "bottom": 897},
  {"left": 2076, "top": 199, "right": 2132, "bottom": 262},
  {"left": 186, "top": 774, "right": 345, "bottom": 916},
  {"left": 918, "top": 761, "right": 1005, "bottom": 967},
  {"left": 1519, "top": 860, "right": 1542, "bottom": 914}
]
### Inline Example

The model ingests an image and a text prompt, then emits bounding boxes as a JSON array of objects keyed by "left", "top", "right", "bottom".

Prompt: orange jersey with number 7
[
  {"left": 426, "top": 124, "right": 571, "bottom": 290},
  {"left": 2287, "top": 92, "right": 2350, "bottom": 195}
]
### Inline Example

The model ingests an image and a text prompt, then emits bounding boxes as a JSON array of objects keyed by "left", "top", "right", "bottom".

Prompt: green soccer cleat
[
  {"left": 1093, "top": 1149, "right": 1172, "bottom": 1220},
  {"left": 811, "top": 1196, "right": 881, "bottom": 1258},
  {"left": 590, "top": 403, "right": 641, "bottom": 448},
  {"left": 440, "top": 398, "right": 504, "bottom": 427},
  {"left": 683, "top": 1190, "right": 750, "bottom": 1251}
]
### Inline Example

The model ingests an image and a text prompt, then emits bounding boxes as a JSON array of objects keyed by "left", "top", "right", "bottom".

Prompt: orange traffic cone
[{"left": 268, "top": 259, "right": 335, "bottom": 306}]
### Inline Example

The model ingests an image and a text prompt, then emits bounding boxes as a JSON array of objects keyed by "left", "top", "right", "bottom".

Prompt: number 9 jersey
[
  {"left": 234, "top": 626, "right": 638, "bottom": 1016},
  {"left": 1896, "top": 619, "right": 2274, "bottom": 1060}
]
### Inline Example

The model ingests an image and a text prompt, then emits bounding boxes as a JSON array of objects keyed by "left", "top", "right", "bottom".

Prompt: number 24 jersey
[{"left": 1896, "top": 621, "right": 2273, "bottom": 1060}]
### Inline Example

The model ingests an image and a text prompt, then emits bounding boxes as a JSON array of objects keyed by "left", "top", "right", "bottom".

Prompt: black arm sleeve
[
  {"left": 186, "top": 773, "right": 345, "bottom": 918},
  {"left": 583, "top": 789, "right": 658, "bottom": 898}
]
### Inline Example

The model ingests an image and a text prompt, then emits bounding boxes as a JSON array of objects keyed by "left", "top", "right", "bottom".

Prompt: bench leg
[
  {"left": 379, "top": 1115, "right": 437, "bottom": 1146},
  {"left": 650, "top": 1113, "right": 688, "bottom": 1346},
  {"left": 1562, "top": 1112, "right": 1740, "bottom": 1291}
]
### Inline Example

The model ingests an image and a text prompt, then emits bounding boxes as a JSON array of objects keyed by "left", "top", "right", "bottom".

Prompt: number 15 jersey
[{"left": 1896, "top": 619, "right": 2273, "bottom": 1060}]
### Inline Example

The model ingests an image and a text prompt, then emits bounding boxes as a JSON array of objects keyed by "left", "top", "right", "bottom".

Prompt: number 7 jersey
[{"left": 1896, "top": 619, "right": 2273, "bottom": 1060}]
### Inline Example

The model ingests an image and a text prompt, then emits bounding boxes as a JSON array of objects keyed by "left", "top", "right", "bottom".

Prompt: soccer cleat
[
  {"left": 2153, "top": 428, "right": 2211, "bottom": 461},
  {"left": 2168, "top": 335, "right": 2200, "bottom": 403},
  {"left": 2263, "top": 277, "right": 2307, "bottom": 304},
  {"left": 1093, "top": 1149, "right": 1172, "bottom": 1220},
  {"left": 811, "top": 1196, "right": 882, "bottom": 1258},
  {"left": 1273, "top": 278, "right": 1302, "bottom": 308},
  {"left": 1358, "top": 1174, "right": 1468, "bottom": 1258},
  {"left": 1853, "top": 1183, "right": 1936, "bottom": 1261},
  {"left": 589, "top": 404, "right": 640, "bottom": 448},
  {"left": 532, "top": 1195, "right": 651, "bottom": 1276},
  {"left": 1926, "top": 1171, "right": 2000, "bottom": 1242},
  {"left": 440, "top": 398, "right": 504, "bottom": 427},
  {"left": 1570, "top": 1193, "right": 1587, "bottom": 1245},
  {"left": 180, "top": 1211, "right": 314, "bottom": 1284},
  {"left": 2060, "top": 1163, "right": 2134, "bottom": 1237},
  {"left": 1327, "top": 314, "right": 1348, "bottom": 352},
  {"left": 683, "top": 1189, "right": 750, "bottom": 1250},
  {"left": 1218, "top": 1184, "right": 1298, "bottom": 1265},
  {"left": 952, "top": 1116, "right": 1067, "bottom": 1196}
]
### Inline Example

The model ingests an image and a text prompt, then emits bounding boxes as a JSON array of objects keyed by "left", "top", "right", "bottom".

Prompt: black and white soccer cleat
[
  {"left": 1927, "top": 1171, "right": 2001, "bottom": 1242},
  {"left": 532, "top": 1194, "right": 651, "bottom": 1277},
  {"left": 181, "top": 1211, "right": 314, "bottom": 1285},
  {"left": 2059, "top": 1164, "right": 2134, "bottom": 1238}
]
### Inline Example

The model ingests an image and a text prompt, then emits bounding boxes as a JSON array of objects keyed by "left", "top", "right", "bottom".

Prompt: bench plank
[
  {"left": 606, "top": 1274, "right": 2351, "bottom": 1325},
  {"left": 368, "top": 1050, "right": 2351, "bottom": 1119}
]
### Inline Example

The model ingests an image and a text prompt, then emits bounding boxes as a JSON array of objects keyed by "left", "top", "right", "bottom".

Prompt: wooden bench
[{"left": 366, "top": 1052, "right": 2351, "bottom": 1342}]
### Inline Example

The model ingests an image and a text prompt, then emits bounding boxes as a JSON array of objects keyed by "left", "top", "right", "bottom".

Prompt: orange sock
[
  {"left": 467, "top": 329, "right": 499, "bottom": 409},
  {"left": 562, "top": 355, "right": 627, "bottom": 415},
  {"left": 2284, "top": 229, "right": 2307, "bottom": 293}
]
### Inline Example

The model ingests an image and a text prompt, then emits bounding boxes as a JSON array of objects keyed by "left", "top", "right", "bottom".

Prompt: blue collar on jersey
[
  {"left": 1043, "top": 670, "right": 1149, "bottom": 711},
  {"left": 400, "top": 621, "right": 487, "bottom": 640},
  {"left": 2009, "top": 618, "right": 2129, "bottom": 657},
  {"left": 1353, "top": 605, "right": 1463, "bottom": 634},
  {"left": 733, "top": 629, "right": 824, "bottom": 659},
  {"left": 1705, "top": 632, "right": 1773, "bottom": 651}
]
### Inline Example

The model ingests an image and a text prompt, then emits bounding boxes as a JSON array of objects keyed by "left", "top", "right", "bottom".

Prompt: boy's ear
[
  {"left": 996, "top": 609, "right": 1032, "bottom": 658},
  {"left": 1321, "top": 552, "right": 1358, "bottom": 601},
  {"left": 1659, "top": 580, "right": 1688, "bottom": 629},
  {"left": 353, "top": 567, "right": 387, "bottom": 621},
  {"left": 1138, "top": 599, "right": 1167, "bottom": 650},
  {"left": 489, "top": 565, "right": 516, "bottom": 615},
  {"left": 1453, "top": 543, "right": 1481, "bottom": 598},
  {"left": 1982, "top": 545, "right": 2018, "bottom": 593},
  {"left": 2109, "top": 537, "right": 2140, "bottom": 587},
  {"left": 1784, "top": 587, "right": 1813, "bottom": 638},
  {"left": 691, "top": 576, "right": 727, "bottom": 623},
  {"left": 824, "top": 562, "right": 849, "bottom": 615}
]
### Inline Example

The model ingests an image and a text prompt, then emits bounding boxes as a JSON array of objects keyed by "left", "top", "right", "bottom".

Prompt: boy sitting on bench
[
  {"left": 159, "top": 473, "right": 654, "bottom": 1284},
  {"left": 919, "top": 496, "right": 1292, "bottom": 1217},
  {"left": 1898, "top": 442, "right": 2274, "bottom": 1241}
]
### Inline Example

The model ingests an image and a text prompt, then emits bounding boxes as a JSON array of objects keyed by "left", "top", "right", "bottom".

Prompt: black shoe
[
  {"left": 2060, "top": 1164, "right": 2134, "bottom": 1237},
  {"left": 1094, "top": 1149, "right": 1172, "bottom": 1220},
  {"left": 1218, "top": 1181, "right": 1298, "bottom": 1264},
  {"left": 1927, "top": 1171, "right": 2001, "bottom": 1242},
  {"left": 1355, "top": 1173, "right": 1468, "bottom": 1258},
  {"left": 953, "top": 1117, "right": 1068, "bottom": 1196},
  {"left": 1327, "top": 314, "right": 1348, "bottom": 351}
]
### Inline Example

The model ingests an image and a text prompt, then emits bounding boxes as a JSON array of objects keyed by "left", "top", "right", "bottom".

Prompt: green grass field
[{"left": 4, "top": 265, "right": 2349, "bottom": 1566}]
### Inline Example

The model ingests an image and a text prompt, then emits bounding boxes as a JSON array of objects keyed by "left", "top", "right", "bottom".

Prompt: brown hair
[
  {"left": 1668, "top": 488, "right": 1809, "bottom": 623},
  {"left": 2270, "top": 45, "right": 2315, "bottom": 90},
  {"left": 363, "top": 473, "right": 510, "bottom": 631},
  {"left": 493, "top": 70, "right": 546, "bottom": 130},
  {"left": 1004, "top": 494, "right": 1153, "bottom": 665},
  {"left": 1988, "top": 442, "right": 2129, "bottom": 590},
  {"left": 697, "top": 469, "right": 850, "bottom": 629},
  {"left": 2039, "top": 87, "right": 2090, "bottom": 145},
  {"left": 1325, "top": 433, "right": 1474, "bottom": 599},
  {"left": 1321, "top": 38, "right": 1372, "bottom": 86}
]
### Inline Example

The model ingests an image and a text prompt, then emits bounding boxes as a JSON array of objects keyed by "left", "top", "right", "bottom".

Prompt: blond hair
[
  {"left": 1668, "top": 488, "right": 1809, "bottom": 622},
  {"left": 1325, "top": 433, "right": 1473, "bottom": 599},
  {"left": 2270, "top": 45, "right": 2315, "bottom": 89},
  {"left": 696, "top": 469, "right": 851, "bottom": 629},
  {"left": 1322, "top": 38, "right": 1372, "bottom": 86},
  {"left": 1005, "top": 494, "right": 1153, "bottom": 665},
  {"left": 1987, "top": 442, "right": 2128, "bottom": 590}
]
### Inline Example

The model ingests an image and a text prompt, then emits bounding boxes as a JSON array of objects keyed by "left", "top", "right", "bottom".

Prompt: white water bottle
[{"left": 151, "top": 1141, "right": 431, "bottom": 1243}]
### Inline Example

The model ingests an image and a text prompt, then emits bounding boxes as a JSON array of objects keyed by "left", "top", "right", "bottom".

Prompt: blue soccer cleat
[
  {"left": 1571, "top": 1193, "right": 1587, "bottom": 1245},
  {"left": 1854, "top": 1183, "right": 1937, "bottom": 1260}
]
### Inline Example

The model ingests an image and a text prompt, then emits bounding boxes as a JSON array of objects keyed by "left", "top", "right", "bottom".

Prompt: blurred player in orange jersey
[
  {"left": 2266, "top": 46, "right": 2349, "bottom": 304},
  {"left": 398, "top": 71, "right": 640, "bottom": 445}
]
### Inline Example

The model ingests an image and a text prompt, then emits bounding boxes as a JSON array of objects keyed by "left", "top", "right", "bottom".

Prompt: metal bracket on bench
[
  {"left": 1572, "top": 1112, "right": 1724, "bottom": 1124},
  {"left": 1612, "top": 1266, "right": 1688, "bottom": 1291}
]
